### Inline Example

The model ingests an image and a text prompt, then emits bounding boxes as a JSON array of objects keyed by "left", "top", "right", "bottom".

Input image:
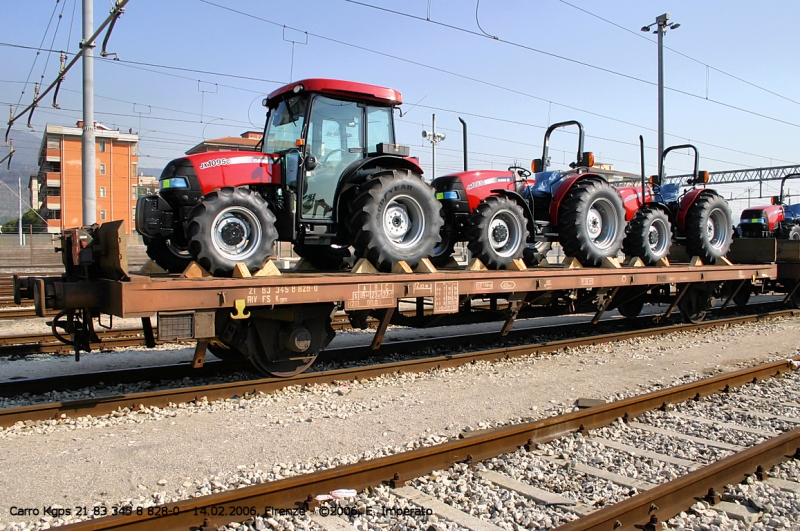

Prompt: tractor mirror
[
  {"left": 649, "top": 175, "right": 661, "bottom": 187},
  {"left": 581, "top": 152, "right": 595, "bottom": 167},
  {"left": 532, "top": 159, "right": 543, "bottom": 173},
  {"left": 698, "top": 170, "right": 709, "bottom": 183},
  {"left": 304, "top": 155, "right": 317, "bottom": 171}
]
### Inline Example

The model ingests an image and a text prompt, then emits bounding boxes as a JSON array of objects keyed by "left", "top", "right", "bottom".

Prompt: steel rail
[
  {"left": 1, "top": 309, "right": 796, "bottom": 428},
  {"left": 50, "top": 355, "right": 800, "bottom": 531}
]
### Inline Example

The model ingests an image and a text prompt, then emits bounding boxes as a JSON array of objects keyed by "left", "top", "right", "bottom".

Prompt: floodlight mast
[{"left": 642, "top": 13, "right": 680, "bottom": 176}]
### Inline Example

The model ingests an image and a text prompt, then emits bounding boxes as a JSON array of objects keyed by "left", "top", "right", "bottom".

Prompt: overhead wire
[
  {"left": 12, "top": 0, "right": 62, "bottom": 114},
  {"left": 555, "top": 0, "right": 800, "bottom": 107},
  {"left": 343, "top": 1, "right": 800, "bottom": 130}
]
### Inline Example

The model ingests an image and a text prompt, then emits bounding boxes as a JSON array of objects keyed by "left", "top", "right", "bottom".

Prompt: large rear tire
[
  {"left": 186, "top": 187, "right": 277, "bottom": 276},
  {"left": 684, "top": 194, "right": 732, "bottom": 264},
  {"left": 142, "top": 235, "right": 192, "bottom": 273},
  {"left": 348, "top": 169, "right": 443, "bottom": 271},
  {"left": 558, "top": 179, "right": 625, "bottom": 267},
  {"left": 465, "top": 196, "right": 528, "bottom": 269},
  {"left": 622, "top": 207, "right": 672, "bottom": 265}
]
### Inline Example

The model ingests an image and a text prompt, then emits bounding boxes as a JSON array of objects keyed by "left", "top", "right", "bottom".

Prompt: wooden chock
[
  {"left": 656, "top": 257, "right": 671, "bottom": 268},
  {"left": 600, "top": 256, "right": 622, "bottom": 269},
  {"left": 138, "top": 259, "right": 167, "bottom": 275},
  {"left": 292, "top": 258, "right": 318, "bottom": 272},
  {"left": 688, "top": 256, "right": 704, "bottom": 267},
  {"left": 182, "top": 261, "right": 212, "bottom": 278},
  {"left": 625, "top": 256, "right": 645, "bottom": 268},
  {"left": 508, "top": 258, "right": 527, "bottom": 271},
  {"left": 466, "top": 258, "right": 488, "bottom": 271},
  {"left": 392, "top": 261, "right": 414, "bottom": 274},
  {"left": 253, "top": 259, "right": 282, "bottom": 277},
  {"left": 718, "top": 256, "right": 733, "bottom": 266},
  {"left": 561, "top": 256, "right": 583, "bottom": 269},
  {"left": 232, "top": 262, "right": 251, "bottom": 278},
  {"left": 414, "top": 258, "right": 437, "bottom": 274},
  {"left": 352, "top": 258, "right": 379, "bottom": 274}
]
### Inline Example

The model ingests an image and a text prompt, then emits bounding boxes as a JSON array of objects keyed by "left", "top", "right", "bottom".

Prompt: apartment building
[{"left": 36, "top": 122, "right": 139, "bottom": 234}]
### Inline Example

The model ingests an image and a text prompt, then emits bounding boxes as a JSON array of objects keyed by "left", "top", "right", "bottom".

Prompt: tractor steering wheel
[
  {"left": 508, "top": 165, "right": 531, "bottom": 179},
  {"left": 321, "top": 149, "right": 346, "bottom": 166}
]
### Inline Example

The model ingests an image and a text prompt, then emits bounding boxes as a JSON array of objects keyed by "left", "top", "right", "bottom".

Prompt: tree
[{"left": 1, "top": 209, "right": 46, "bottom": 233}]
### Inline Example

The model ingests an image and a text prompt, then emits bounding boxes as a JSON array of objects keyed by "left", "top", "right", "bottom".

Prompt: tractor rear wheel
[
  {"left": 558, "top": 179, "right": 625, "bottom": 267},
  {"left": 684, "top": 194, "right": 732, "bottom": 264},
  {"left": 622, "top": 207, "right": 672, "bottom": 265},
  {"left": 465, "top": 196, "right": 528, "bottom": 269},
  {"left": 143, "top": 235, "right": 192, "bottom": 273},
  {"left": 523, "top": 241, "right": 552, "bottom": 266},
  {"left": 186, "top": 187, "right": 277, "bottom": 276},
  {"left": 349, "top": 169, "right": 442, "bottom": 271}
]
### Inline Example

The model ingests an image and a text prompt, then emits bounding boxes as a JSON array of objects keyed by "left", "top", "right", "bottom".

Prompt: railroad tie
[
  {"left": 393, "top": 485, "right": 505, "bottom": 531},
  {"left": 537, "top": 455, "right": 658, "bottom": 491},
  {"left": 588, "top": 436, "right": 698, "bottom": 469},
  {"left": 477, "top": 470, "right": 593, "bottom": 516},
  {"left": 626, "top": 421, "right": 745, "bottom": 451},
  {"left": 668, "top": 411, "right": 781, "bottom": 437}
]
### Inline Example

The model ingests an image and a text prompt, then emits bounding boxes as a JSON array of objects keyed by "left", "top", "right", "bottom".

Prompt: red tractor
[
  {"left": 621, "top": 141, "right": 733, "bottom": 265},
  {"left": 431, "top": 120, "right": 629, "bottom": 268},
  {"left": 738, "top": 173, "right": 800, "bottom": 240},
  {"left": 137, "top": 78, "right": 442, "bottom": 276}
]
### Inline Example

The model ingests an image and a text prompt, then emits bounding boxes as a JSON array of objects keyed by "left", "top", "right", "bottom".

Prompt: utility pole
[
  {"left": 82, "top": 0, "right": 97, "bottom": 226},
  {"left": 422, "top": 114, "right": 445, "bottom": 180},
  {"left": 642, "top": 13, "right": 680, "bottom": 173},
  {"left": 18, "top": 176, "right": 22, "bottom": 245}
]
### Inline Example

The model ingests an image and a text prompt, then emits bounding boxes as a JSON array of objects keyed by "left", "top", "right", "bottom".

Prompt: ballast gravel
[{"left": 0, "top": 315, "right": 798, "bottom": 529}]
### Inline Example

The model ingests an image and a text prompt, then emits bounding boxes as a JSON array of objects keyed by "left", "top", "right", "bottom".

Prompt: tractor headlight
[
  {"left": 160, "top": 177, "right": 189, "bottom": 190},
  {"left": 435, "top": 191, "right": 459, "bottom": 200}
]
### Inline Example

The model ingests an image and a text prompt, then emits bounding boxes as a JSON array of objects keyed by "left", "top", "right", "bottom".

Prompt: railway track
[
  {"left": 1, "top": 307, "right": 796, "bottom": 425},
  {"left": 19, "top": 353, "right": 799, "bottom": 531}
]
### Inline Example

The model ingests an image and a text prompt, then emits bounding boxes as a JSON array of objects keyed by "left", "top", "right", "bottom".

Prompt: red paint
[
  {"left": 267, "top": 79, "right": 402, "bottom": 106},
  {"left": 186, "top": 152, "right": 281, "bottom": 194},
  {"left": 441, "top": 170, "right": 519, "bottom": 211},
  {"left": 616, "top": 186, "right": 653, "bottom": 221},
  {"left": 676, "top": 189, "right": 706, "bottom": 230}
]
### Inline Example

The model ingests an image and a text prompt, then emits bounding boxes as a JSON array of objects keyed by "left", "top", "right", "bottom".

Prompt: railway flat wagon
[{"left": 16, "top": 222, "right": 799, "bottom": 377}]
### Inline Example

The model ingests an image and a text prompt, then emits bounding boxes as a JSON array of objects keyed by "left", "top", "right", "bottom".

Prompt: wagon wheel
[
  {"left": 246, "top": 315, "right": 334, "bottom": 377},
  {"left": 678, "top": 285, "right": 714, "bottom": 324}
]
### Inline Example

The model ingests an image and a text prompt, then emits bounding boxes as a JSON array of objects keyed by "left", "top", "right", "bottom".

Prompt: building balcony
[
  {"left": 46, "top": 219, "right": 61, "bottom": 234},
  {"left": 45, "top": 172, "right": 61, "bottom": 187},
  {"left": 45, "top": 196, "right": 61, "bottom": 210},
  {"left": 45, "top": 148, "right": 60, "bottom": 162}
]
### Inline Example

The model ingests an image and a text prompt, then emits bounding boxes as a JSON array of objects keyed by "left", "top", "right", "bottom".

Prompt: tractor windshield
[{"left": 263, "top": 95, "right": 308, "bottom": 154}]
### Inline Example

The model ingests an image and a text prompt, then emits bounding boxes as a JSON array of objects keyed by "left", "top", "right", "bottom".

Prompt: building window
[
  {"left": 99, "top": 163, "right": 106, "bottom": 175},
  {"left": 99, "top": 140, "right": 106, "bottom": 152},
  {"left": 100, "top": 210, "right": 106, "bottom": 221},
  {"left": 132, "top": 162, "right": 138, "bottom": 176},
  {"left": 100, "top": 186, "right": 106, "bottom": 198}
]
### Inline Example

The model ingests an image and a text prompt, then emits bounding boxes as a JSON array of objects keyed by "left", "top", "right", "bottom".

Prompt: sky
[{"left": 1, "top": 0, "right": 799, "bottom": 217}]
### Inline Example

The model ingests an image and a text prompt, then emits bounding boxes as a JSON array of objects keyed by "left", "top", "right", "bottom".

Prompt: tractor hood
[{"left": 161, "top": 151, "right": 282, "bottom": 196}]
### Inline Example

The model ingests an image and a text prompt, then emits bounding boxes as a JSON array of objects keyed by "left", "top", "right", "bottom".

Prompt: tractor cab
[{"left": 260, "top": 79, "right": 403, "bottom": 242}]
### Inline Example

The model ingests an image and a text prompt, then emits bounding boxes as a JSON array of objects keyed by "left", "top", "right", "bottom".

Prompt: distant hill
[
  {"left": 0, "top": 130, "right": 41, "bottom": 224},
  {"left": 139, "top": 167, "right": 164, "bottom": 178}
]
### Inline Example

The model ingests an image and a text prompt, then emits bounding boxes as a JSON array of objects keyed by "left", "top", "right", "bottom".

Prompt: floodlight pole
[
  {"left": 657, "top": 13, "right": 667, "bottom": 172},
  {"left": 82, "top": 0, "right": 97, "bottom": 226},
  {"left": 422, "top": 114, "right": 446, "bottom": 180}
]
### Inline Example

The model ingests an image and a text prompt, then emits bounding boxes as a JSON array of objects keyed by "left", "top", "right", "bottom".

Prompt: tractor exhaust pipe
[
  {"left": 639, "top": 135, "right": 646, "bottom": 206},
  {"left": 459, "top": 117, "right": 468, "bottom": 171}
]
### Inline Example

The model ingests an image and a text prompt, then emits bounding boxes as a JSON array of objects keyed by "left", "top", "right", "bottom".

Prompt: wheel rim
[
  {"left": 211, "top": 206, "right": 263, "bottom": 261},
  {"left": 382, "top": 195, "right": 424, "bottom": 249},
  {"left": 488, "top": 210, "right": 522, "bottom": 257},
  {"left": 586, "top": 198, "right": 618, "bottom": 250},
  {"left": 706, "top": 208, "right": 729, "bottom": 250},
  {"left": 647, "top": 218, "right": 670, "bottom": 255}
]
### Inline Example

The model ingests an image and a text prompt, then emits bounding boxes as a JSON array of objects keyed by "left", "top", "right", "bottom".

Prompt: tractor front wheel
[
  {"left": 349, "top": 169, "right": 442, "bottom": 271},
  {"left": 778, "top": 225, "right": 800, "bottom": 240},
  {"left": 684, "top": 194, "right": 732, "bottom": 264},
  {"left": 622, "top": 207, "right": 672, "bottom": 265},
  {"left": 186, "top": 187, "right": 277, "bottom": 276},
  {"left": 558, "top": 179, "right": 625, "bottom": 267},
  {"left": 465, "top": 196, "right": 528, "bottom": 269},
  {"left": 143, "top": 235, "right": 192, "bottom": 273}
]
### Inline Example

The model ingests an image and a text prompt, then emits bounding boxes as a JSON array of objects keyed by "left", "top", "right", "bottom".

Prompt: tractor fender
[
  {"left": 548, "top": 173, "right": 606, "bottom": 227},
  {"left": 491, "top": 189, "right": 536, "bottom": 236},
  {"left": 334, "top": 155, "right": 427, "bottom": 221},
  {"left": 676, "top": 189, "right": 720, "bottom": 231}
]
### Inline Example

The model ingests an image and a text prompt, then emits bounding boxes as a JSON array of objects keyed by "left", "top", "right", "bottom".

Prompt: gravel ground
[{"left": 0, "top": 315, "right": 798, "bottom": 529}]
